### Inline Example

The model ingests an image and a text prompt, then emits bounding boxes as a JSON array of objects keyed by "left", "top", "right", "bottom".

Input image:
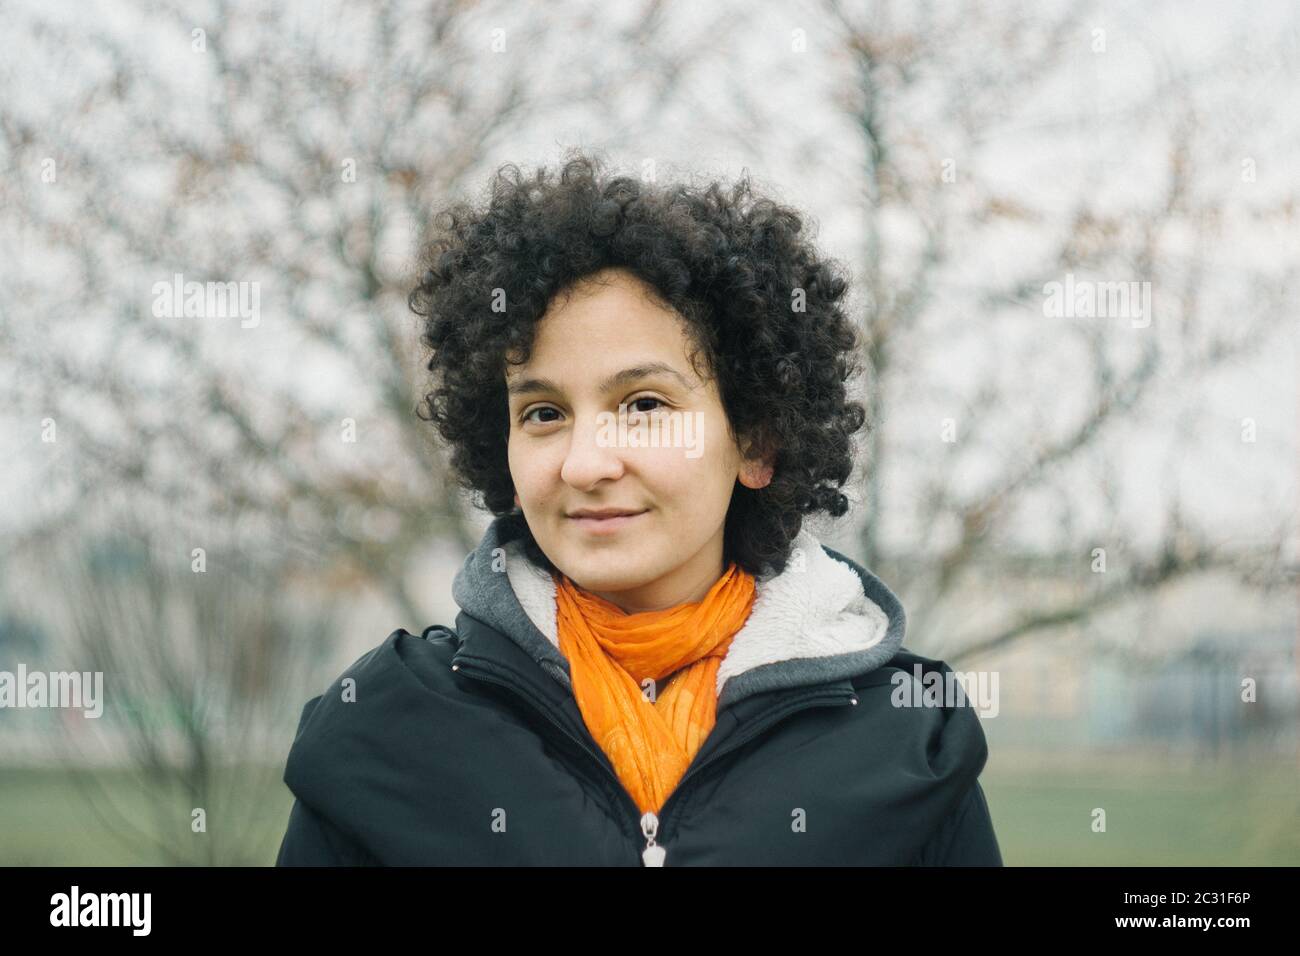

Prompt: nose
[{"left": 559, "top": 412, "right": 625, "bottom": 490}]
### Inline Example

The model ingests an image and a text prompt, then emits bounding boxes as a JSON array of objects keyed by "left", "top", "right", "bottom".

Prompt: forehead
[{"left": 508, "top": 269, "right": 698, "bottom": 375}]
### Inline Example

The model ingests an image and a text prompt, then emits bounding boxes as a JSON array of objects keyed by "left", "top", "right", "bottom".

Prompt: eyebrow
[{"left": 506, "top": 361, "right": 693, "bottom": 398}]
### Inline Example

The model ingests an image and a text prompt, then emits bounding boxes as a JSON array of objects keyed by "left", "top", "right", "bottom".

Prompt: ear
[
  {"left": 739, "top": 457, "right": 774, "bottom": 489},
  {"left": 737, "top": 436, "right": 775, "bottom": 490}
]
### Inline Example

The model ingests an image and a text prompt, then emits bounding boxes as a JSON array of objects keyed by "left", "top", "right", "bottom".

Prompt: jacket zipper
[
  {"left": 639, "top": 811, "right": 665, "bottom": 866},
  {"left": 452, "top": 657, "right": 856, "bottom": 866}
]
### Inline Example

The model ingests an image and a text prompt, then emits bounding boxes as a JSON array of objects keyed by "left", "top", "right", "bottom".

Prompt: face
[{"left": 505, "top": 267, "right": 773, "bottom": 614}]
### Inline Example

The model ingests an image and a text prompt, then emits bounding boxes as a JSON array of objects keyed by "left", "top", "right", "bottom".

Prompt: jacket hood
[{"left": 451, "top": 512, "right": 907, "bottom": 710}]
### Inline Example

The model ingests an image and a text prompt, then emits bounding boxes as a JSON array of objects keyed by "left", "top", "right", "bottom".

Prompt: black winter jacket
[{"left": 276, "top": 514, "right": 1003, "bottom": 866}]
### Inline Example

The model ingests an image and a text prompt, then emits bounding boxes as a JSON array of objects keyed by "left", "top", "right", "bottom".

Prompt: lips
[{"left": 567, "top": 509, "right": 648, "bottom": 535}]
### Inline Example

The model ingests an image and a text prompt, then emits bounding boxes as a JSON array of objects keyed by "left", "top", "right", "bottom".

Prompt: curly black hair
[{"left": 409, "top": 149, "right": 867, "bottom": 578}]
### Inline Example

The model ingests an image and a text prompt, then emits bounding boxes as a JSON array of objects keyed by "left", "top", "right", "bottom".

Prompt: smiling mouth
[{"left": 567, "top": 510, "right": 649, "bottom": 534}]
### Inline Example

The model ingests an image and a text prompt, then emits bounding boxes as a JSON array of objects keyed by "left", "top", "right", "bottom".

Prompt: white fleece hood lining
[{"left": 504, "top": 529, "right": 891, "bottom": 696}]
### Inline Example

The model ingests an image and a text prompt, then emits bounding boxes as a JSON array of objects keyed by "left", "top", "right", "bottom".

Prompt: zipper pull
[{"left": 640, "top": 811, "right": 666, "bottom": 866}]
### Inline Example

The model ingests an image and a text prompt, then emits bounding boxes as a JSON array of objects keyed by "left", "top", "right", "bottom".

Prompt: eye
[
  {"left": 520, "top": 405, "right": 562, "bottom": 426},
  {"left": 627, "top": 395, "right": 667, "bottom": 415}
]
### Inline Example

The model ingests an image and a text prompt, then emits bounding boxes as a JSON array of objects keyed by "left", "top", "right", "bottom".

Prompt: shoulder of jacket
[
  {"left": 852, "top": 646, "right": 954, "bottom": 692},
  {"left": 847, "top": 646, "right": 991, "bottom": 772},
  {"left": 283, "top": 624, "right": 469, "bottom": 793},
  {"left": 290, "top": 625, "right": 464, "bottom": 734},
  {"left": 338, "top": 624, "right": 461, "bottom": 677}
]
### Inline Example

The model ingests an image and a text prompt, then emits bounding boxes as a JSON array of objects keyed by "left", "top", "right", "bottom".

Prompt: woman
[{"left": 276, "top": 152, "right": 1002, "bottom": 866}]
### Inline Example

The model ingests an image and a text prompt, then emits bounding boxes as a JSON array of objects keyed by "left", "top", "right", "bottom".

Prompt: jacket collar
[
  {"left": 450, "top": 512, "right": 906, "bottom": 711},
  {"left": 449, "top": 611, "right": 862, "bottom": 790}
]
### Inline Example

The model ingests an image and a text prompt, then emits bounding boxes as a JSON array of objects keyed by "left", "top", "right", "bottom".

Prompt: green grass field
[
  {"left": 0, "top": 765, "right": 296, "bottom": 866},
  {"left": 982, "top": 754, "right": 1300, "bottom": 866},
  {"left": 2, "top": 755, "right": 1297, "bottom": 865}
]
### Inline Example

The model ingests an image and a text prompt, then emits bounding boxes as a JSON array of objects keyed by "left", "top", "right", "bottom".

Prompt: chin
[{"left": 555, "top": 550, "right": 655, "bottom": 594}]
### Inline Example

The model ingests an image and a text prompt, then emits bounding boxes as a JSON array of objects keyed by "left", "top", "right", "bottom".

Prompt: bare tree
[
  {"left": 710, "top": 0, "right": 1298, "bottom": 661},
  {"left": 0, "top": 0, "right": 712, "bottom": 627},
  {"left": 4, "top": 496, "right": 342, "bottom": 864}
]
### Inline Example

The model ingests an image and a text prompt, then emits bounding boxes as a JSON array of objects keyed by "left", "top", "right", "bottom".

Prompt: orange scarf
[{"left": 554, "top": 563, "right": 757, "bottom": 815}]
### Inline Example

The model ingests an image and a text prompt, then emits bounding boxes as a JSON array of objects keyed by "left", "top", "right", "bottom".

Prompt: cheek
[
  {"left": 508, "top": 436, "right": 560, "bottom": 500},
  {"left": 642, "top": 445, "right": 733, "bottom": 501}
]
